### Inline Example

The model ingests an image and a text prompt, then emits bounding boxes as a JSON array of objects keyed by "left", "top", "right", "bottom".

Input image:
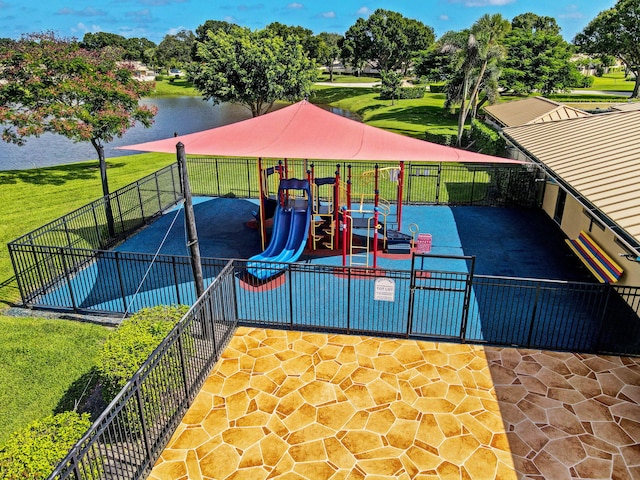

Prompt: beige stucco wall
[{"left": 541, "top": 181, "right": 640, "bottom": 287}]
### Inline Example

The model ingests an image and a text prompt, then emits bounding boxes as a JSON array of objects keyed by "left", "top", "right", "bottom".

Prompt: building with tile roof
[
  {"left": 497, "top": 106, "right": 640, "bottom": 286},
  {"left": 483, "top": 96, "right": 591, "bottom": 128}
]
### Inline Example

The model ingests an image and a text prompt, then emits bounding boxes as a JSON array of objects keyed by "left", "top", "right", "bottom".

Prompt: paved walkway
[{"left": 149, "top": 327, "right": 640, "bottom": 479}]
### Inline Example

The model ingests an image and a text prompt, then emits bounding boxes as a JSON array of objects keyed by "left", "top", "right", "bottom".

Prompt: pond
[{"left": 0, "top": 98, "right": 358, "bottom": 171}]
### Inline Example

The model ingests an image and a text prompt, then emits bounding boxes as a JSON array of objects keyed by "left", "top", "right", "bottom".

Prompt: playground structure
[{"left": 249, "top": 159, "right": 417, "bottom": 280}]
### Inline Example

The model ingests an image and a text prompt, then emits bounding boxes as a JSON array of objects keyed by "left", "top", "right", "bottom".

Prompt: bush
[
  {"left": 468, "top": 120, "right": 506, "bottom": 157},
  {"left": 97, "top": 305, "right": 188, "bottom": 401},
  {"left": 429, "top": 84, "right": 446, "bottom": 93},
  {"left": 424, "top": 131, "right": 454, "bottom": 146},
  {"left": 399, "top": 86, "right": 426, "bottom": 99},
  {"left": 380, "top": 85, "right": 426, "bottom": 101},
  {"left": 154, "top": 74, "right": 165, "bottom": 81},
  {"left": 0, "top": 412, "right": 93, "bottom": 480},
  {"left": 578, "top": 75, "right": 595, "bottom": 88}
]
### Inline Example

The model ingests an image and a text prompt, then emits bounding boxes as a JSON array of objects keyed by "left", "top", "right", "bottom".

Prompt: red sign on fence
[{"left": 416, "top": 233, "right": 432, "bottom": 253}]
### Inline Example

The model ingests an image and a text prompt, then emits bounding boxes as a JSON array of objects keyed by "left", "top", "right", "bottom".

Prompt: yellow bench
[{"left": 565, "top": 231, "right": 623, "bottom": 283}]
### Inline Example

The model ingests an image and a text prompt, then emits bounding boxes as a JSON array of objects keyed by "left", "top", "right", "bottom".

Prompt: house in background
[{"left": 486, "top": 99, "right": 640, "bottom": 286}]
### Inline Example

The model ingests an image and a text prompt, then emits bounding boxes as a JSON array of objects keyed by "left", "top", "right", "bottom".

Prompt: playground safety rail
[{"left": 47, "top": 260, "right": 238, "bottom": 480}]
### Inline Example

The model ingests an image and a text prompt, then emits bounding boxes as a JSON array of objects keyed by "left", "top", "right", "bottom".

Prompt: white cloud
[
  {"left": 558, "top": 5, "right": 583, "bottom": 19},
  {"left": 357, "top": 6, "right": 372, "bottom": 16},
  {"left": 288, "top": 2, "right": 303, "bottom": 8},
  {"left": 73, "top": 22, "right": 102, "bottom": 34},
  {"left": 456, "top": 0, "right": 515, "bottom": 6},
  {"left": 321, "top": 11, "right": 336, "bottom": 18},
  {"left": 56, "top": 7, "right": 107, "bottom": 17},
  {"left": 440, "top": 15, "right": 449, "bottom": 21},
  {"left": 126, "top": 9, "right": 152, "bottom": 22},
  {"left": 223, "top": 15, "right": 236, "bottom": 23},
  {"left": 167, "top": 26, "right": 188, "bottom": 35}
]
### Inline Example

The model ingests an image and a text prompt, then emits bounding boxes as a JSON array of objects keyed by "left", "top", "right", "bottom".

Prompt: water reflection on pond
[{"left": 0, "top": 98, "right": 359, "bottom": 171}]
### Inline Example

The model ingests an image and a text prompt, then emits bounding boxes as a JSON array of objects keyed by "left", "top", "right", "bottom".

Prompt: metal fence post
[
  {"left": 60, "top": 247, "right": 78, "bottom": 313},
  {"left": 134, "top": 377, "right": 154, "bottom": 461},
  {"left": 459, "top": 256, "right": 476, "bottom": 342},
  {"left": 137, "top": 182, "right": 146, "bottom": 223},
  {"left": 526, "top": 284, "right": 542, "bottom": 347},
  {"left": 115, "top": 252, "right": 128, "bottom": 314},
  {"left": 288, "top": 264, "right": 294, "bottom": 329},
  {"left": 177, "top": 329, "right": 190, "bottom": 401}
]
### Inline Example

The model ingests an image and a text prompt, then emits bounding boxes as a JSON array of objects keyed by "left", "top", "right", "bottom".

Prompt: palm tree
[{"left": 444, "top": 14, "right": 510, "bottom": 146}]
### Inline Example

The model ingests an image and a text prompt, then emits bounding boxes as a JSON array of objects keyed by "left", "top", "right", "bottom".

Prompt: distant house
[
  {"left": 126, "top": 61, "right": 156, "bottom": 81},
  {"left": 493, "top": 101, "right": 640, "bottom": 286}
]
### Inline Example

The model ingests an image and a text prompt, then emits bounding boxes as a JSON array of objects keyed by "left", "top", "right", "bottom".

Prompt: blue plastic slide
[{"left": 247, "top": 179, "right": 311, "bottom": 280}]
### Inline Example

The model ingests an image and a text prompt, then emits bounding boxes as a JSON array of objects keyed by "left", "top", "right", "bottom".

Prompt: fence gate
[
  {"left": 406, "top": 164, "right": 441, "bottom": 203},
  {"left": 407, "top": 253, "right": 475, "bottom": 340}
]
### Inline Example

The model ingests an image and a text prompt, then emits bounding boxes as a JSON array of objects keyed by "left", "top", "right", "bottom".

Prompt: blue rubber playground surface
[{"left": 41, "top": 197, "right": 615, "bottom": 350}]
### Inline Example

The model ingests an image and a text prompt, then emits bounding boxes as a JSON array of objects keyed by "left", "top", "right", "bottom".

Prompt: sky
[{"left": 0, "top": 0, "right": 618, "bottom": 44}]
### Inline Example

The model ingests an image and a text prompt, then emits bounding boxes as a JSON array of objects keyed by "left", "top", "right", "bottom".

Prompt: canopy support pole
[
  {"left": 397, "top": 161, "right": 405, "bottom": 230},
  {"left": 177, "top": 142, "right": 204, "bottom": 299}
]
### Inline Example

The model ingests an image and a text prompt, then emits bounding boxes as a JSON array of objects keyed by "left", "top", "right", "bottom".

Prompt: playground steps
[
  {"left": 312, "top": 215, "right": 334, "bottom": 250},
  {"left": 385, "top": 230, "right": 412, "bottom": 254}
]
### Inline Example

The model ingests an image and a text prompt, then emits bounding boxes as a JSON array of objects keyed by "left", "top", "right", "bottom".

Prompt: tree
[
  {"left": 189, "top": 26, "right": 316, "bottom": 117},
  {"left": 265, "top": 22, "right": 320, "bottom": 60},
  {"left": 80, "top": 32, "right": 127, "bottom": 52},
  {"left": 156, "top": 29, "right": 195, "bottom": 68},
  {"left": 316, "top": 32, "right": 342, "bottom": 82},
  {"left": 81, "top": 33, "right": 156, "bottom": 62},
  {"left": 380, "top": 70, "right": 403, "bottom": 104},
  {"left": 123, "top": 37, "right": 157, "bottom": 62},
  {"left": 342, "top": 9, "right": 435, "bottom": 76},
  {"left": 575, "top": 0, "right": 640, "bottom": 98},
  {"left": 193, "top": 20, "right": 238, "bottom": 60},
  {"left": 414, "top": 31, "right": 466, "bottom": 83},
  {"left": 500, "top": 13, "right": 581, "bottom": 95},
  {"left": 439, "top": 15, "right": 510, "bottom": 146},
  {"left": 0, "top": 33, "right": 156, "bottom": 232}
]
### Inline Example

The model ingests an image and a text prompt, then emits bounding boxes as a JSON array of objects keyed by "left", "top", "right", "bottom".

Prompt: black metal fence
[
  {"left": 186, "top": 157, "right": 541, "bottom": 207},
  {"left": 9, "top": 158, "right": 539, "bottom": 309},
  {"left": 231, "top": 258, "right": 640, "bottom": 356},
  {"left": 9, "top": 164, "right": 183, "bottom": 304},
  {"left": 47, "top": 261, "right": 238, "bottom": 480},
  {"left": 44, "top": 254, "right": 640, "bottom": 479}
]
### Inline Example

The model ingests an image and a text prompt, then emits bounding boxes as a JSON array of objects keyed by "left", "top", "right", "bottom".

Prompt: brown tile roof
[
  {"left": 484, "top": 97, "right": 591, "bottom": 127},
  {"left": 503, "top": 110, "right": 640, "bottom": 241}
]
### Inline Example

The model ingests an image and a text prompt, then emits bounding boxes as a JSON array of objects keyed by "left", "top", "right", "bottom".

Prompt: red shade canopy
[{"left": 119, "top": 100, "right": 522, "bottom": 164}]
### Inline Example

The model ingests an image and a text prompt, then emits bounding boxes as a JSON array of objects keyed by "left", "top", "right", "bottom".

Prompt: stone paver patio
[{"left": 149, "top": 327, "right": 640, "bottom": 479}]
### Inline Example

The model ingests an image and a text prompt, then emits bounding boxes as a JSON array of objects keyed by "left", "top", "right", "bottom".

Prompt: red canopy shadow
[{"left": 119, "top": 100, "right": 523, "bottom": 164}]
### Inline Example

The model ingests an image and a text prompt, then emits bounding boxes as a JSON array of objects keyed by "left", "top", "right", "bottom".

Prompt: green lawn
[
  {"left": 0, "top": 153, "right": 175, "bottom": 306},
  {"left": 0, "top": 315, "right": 110, "bottom": 445},
  {"left": 316, "top": 73, "right": 380, "bottom": 83},
  {"left": 310, "top": 86, "right": 458, "bottom": 138},
  {"left": 0, "top": 77, "right": 632, "bottom": 449},
  {"left": 150, "top": 78, "right": 200, "bottom": 96},
  {"left": 577, "top": 71, "right": 636, "bottom": 92}
]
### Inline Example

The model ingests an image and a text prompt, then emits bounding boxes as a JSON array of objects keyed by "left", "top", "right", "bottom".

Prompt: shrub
[
  {"left": 399, "top": 86, "right": 426, "bottom": 99},
  {"left": 154, "top": 74, "right": 165, "bottom": 81},
  {"left": 0, "top": 412, "right": 93, "bottom": 480},
  {"left": 429, "top": 84, "right": 446, "bottom": 93},
  {"left": 97, "top": 305, "right": 188, "bottom": 401},
  {"left": 578, "top": 75, "right": 595, "bottom": 88},
  {"left": 380, "top": 85, "right": 426, "bottom": 100},
  {"left": 424, "top": 131, "right": 454, "bottom": 146},
  {"left": 468, "top": 120, "right": 506, "bottom": 157}
]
